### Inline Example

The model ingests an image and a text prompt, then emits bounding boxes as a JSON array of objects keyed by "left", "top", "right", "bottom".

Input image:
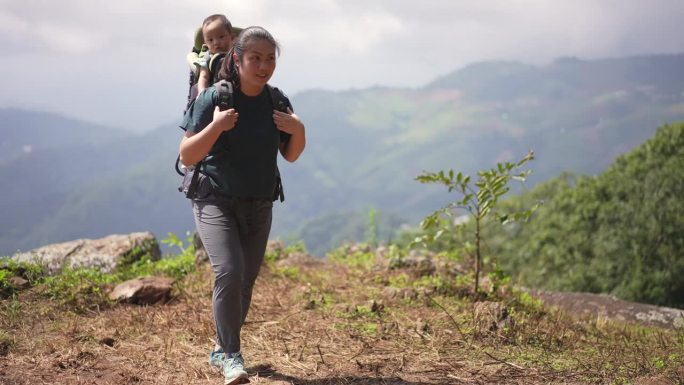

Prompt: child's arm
[{"left": 197, "top": 67, "right": 211, "bottom": 96}]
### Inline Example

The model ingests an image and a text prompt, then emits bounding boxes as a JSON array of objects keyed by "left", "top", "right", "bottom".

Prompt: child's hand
[{"left": 213, "top": 107, "right": 238, "bottom": 132}]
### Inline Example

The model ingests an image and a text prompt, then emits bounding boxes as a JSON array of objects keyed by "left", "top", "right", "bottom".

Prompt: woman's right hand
[{"left": 213, "top": 107, "right": 239, "bottom": 132}]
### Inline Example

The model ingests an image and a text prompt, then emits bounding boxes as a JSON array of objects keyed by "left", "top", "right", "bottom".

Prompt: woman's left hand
[{"left": 273, "top": 108, "right": 304, "bottom": 135}]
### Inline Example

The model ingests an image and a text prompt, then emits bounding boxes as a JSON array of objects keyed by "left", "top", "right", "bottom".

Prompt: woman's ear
[{"left": 233, "top": 53, "right": 239, "bottom": 67}]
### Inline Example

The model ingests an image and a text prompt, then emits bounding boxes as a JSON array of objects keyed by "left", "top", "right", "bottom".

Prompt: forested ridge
[{"left": 466, "top": 122, "right": 684, "bottom": 308}]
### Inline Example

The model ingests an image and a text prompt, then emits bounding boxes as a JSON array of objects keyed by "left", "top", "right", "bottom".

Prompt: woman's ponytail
[{"left": 218, "top": 47, "right": 240, "bottom": 89}]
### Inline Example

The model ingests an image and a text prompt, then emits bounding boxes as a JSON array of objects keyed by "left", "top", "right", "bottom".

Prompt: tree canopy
[{"left": 492, "top": 122, "right": 684, "bottom": 307}]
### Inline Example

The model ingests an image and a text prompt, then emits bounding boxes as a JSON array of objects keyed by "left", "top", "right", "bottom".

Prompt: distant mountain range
[{"left": 2, "top": 53, "right": 683, "bottom": 256}]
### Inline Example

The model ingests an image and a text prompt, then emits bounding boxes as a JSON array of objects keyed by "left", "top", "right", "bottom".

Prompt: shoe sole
[{"left": 224, "top": 374, "right": 249, "bottom": 385}]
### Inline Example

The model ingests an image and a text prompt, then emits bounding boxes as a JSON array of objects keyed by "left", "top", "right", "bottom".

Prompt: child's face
[{"left": 203, "top": 20, "right": 233, "bottom": 54}]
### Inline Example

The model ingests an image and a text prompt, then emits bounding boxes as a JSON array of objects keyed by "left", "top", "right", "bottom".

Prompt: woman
[{"left": 179, "top": 26, "right": 305, "bottom": 385}]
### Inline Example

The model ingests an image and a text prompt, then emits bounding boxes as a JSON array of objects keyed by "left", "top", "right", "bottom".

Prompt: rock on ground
[{"left": 109, "top": 276, "right": 175, "bottom": 305}]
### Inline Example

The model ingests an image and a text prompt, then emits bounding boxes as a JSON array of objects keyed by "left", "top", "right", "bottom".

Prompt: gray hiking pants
[{"left": 192, "top": 192, "right": 273, "bottom": 353}]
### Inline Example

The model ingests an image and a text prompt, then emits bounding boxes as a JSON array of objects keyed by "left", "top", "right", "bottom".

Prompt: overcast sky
[{"left": 1, "top": 0, "right": 682, "bottom": 131}]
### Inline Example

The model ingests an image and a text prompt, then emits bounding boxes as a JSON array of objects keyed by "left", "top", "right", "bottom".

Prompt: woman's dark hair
[
  {"left": 202, "top": 14, "right": 233, "bottom": 34},
  {"left": 218, "top": 26, "right": 280, "bottom": 88}
]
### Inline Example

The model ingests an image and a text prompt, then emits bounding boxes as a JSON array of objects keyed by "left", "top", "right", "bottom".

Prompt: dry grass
[{"left": 1, "top": 252, "right": 682, "bottom": 385}]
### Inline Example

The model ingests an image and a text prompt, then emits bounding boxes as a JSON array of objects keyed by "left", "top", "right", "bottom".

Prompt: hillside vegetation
[
  {"left": 500, "top": 122, "right": 684, "bottom": 308},
  {"left": 411, "top": 122, "right": 684, "bottom": 308}
]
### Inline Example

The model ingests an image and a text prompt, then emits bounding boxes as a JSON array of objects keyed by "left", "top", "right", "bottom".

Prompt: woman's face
[{"left": 236, "top": 39, "right": 276, "bottom": 94}]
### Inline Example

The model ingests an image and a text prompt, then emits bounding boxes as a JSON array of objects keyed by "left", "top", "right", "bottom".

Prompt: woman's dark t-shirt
[{"left": 180, "top": 85, "right": 291, "bottom": 199}]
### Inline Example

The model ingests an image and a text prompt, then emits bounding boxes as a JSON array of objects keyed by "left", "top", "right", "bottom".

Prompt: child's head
[
  {"left": 220, "top": 26, "right": 280, "bottom": 90},
  {"left": 201, "top": 14, "right": 233, "bottom": 54}
]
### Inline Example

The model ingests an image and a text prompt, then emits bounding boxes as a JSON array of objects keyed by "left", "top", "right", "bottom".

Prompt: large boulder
[{"left": 11, "top": 232, "right": 160, "bottom": 274}]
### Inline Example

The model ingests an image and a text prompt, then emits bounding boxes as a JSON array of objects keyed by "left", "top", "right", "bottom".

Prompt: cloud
[
  {"left": 35, "top": 23, "right": 104, "bottom": 54},
  {"left": 0, "top": 0, "right": 682, "bottom": 131},
  {"left": 270, "top": 5, "right": 403, "bottom": 56}
]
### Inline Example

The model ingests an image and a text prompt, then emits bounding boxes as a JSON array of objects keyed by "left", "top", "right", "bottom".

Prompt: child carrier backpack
[
  {"left": 177, "top": 80, "right": 288, "bottom": 202},
  {"left": 185, "top": 29, "right": 229, "bottom": 112},
  {"left": 185, "top": 25, "right": 243, "bottom": 112}
]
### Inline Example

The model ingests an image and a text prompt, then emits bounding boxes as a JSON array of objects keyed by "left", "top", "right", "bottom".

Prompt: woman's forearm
[
  {"left": 180, "top": 107, "right": 238, "bottom": 166},
  {"left": 179, "top": 122, "right": 224, "bottom": 166},
  {"left": 281, "top": 125, "right": 306, "bottom": 162}
]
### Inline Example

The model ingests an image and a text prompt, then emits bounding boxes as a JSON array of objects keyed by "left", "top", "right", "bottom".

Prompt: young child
[{"left": 186, "top": 14, "right": 240, "bottom": 98}]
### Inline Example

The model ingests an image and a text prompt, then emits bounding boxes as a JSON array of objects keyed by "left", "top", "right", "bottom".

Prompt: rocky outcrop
[
  {"left": 533, "top": 291, "right": 684, "bottom": 329},
  {"left": 11, "top": 232, "right": 160, "bottom": 274}
]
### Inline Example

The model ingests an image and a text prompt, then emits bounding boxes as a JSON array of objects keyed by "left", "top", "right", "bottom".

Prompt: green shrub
[
  {"left": 414, "top": 151, "right": 537, "bottom": 293},
  {"left": 327, "top": 245, "right": 376, "bottom": 269},
  {"left": 41, "top": 267, "right": 116, "bottom": 311},
  {"left": 0, "top": 259, "right": 46, "bottom": 297}
]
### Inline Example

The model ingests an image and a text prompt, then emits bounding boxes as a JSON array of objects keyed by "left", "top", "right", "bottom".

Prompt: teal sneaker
[
  {"left": 209, "top": 348, "right": 225, "bottom": 370},
  {"left": 223, "top": 352, "right": 249, "bottom": 385}
]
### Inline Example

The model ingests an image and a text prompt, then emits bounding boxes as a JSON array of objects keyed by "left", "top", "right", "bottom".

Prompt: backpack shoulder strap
[
  {"left": 266, "top": 84, "right": 288, "bottom": 203},
  {"left": 266, "top": 85, "right": 290, "bottom": 113},
  {"left": 176, "top": 80, "right": 233, "bottom": 179},
  {"left": 215, "top": 80, "right": 234, "bottom": 111}
]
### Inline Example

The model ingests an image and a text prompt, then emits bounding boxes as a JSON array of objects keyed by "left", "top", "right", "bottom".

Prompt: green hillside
[
  {"left": 480, "top": 123, "right": 684, "bottom": 307},
  {"left": 287, "top": 54, "right": 684, "bottom": 253},
  {"left": 0, "top": 108, "right": 128, "bottom": 164},
  {"left": 1, "top": 54, "right": 684, "bottom": 256}
]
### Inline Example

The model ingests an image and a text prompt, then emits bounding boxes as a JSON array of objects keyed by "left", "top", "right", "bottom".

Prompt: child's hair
[
  {"left": 219, "top": 26, "right": 280, "bottom": 89},
  {"left": 202, "top": 14, "right": 233, "bottom": 34}
]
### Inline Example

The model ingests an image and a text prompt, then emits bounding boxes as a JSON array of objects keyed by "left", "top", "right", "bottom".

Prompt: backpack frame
[{"left": 186, "top": 52, "right": 228, "bottom": 113}]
